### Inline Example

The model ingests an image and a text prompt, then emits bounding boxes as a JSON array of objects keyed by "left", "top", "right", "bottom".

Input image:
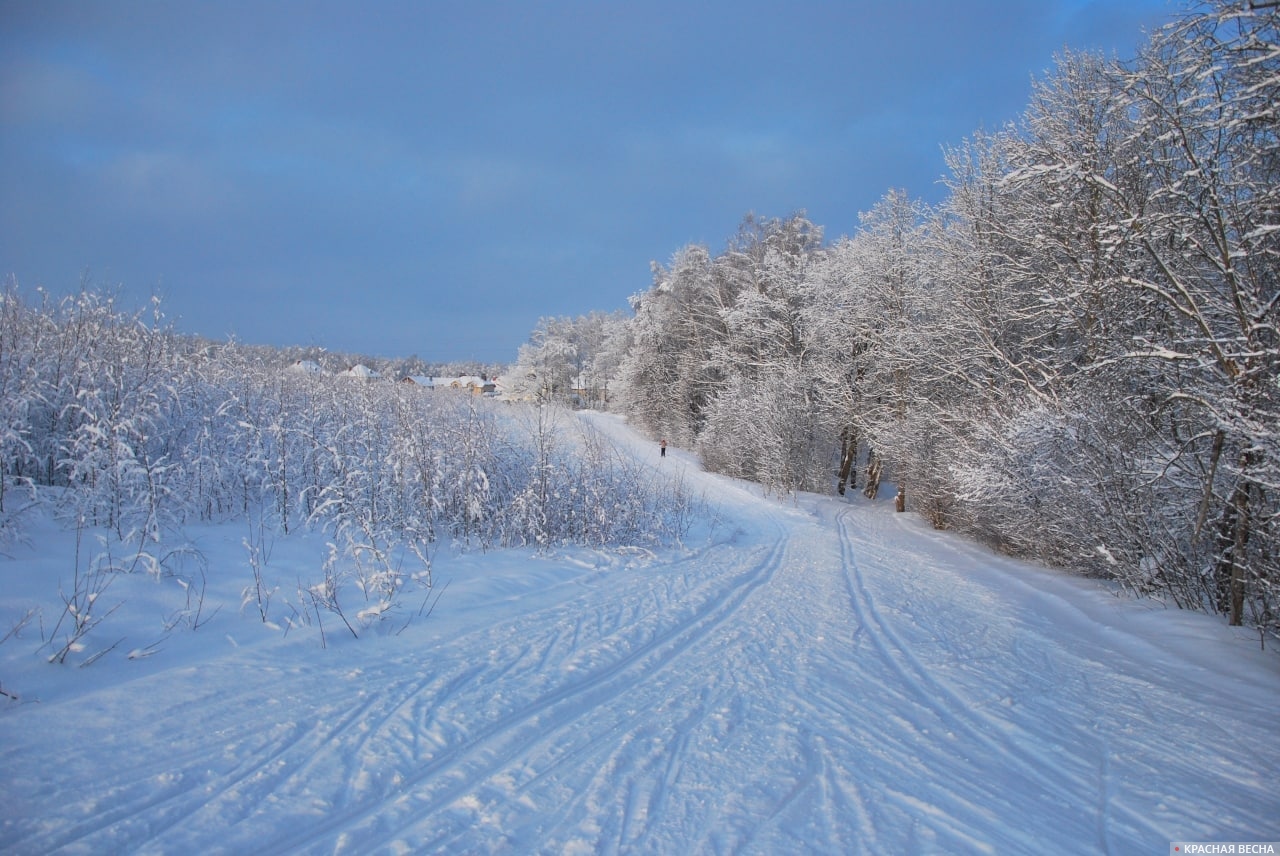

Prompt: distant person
[{"left": 660, "top": 439, "right": 667, "bottom": 458}]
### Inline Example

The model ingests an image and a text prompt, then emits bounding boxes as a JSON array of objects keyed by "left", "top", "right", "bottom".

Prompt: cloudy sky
[{"left": 2, "top": 0, "right": 1175, "bottom": 363}]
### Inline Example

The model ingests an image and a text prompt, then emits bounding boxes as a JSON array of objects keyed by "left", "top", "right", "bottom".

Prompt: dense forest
[{"left": 512, "top": 0, "right": 1279, "bottom": 637}]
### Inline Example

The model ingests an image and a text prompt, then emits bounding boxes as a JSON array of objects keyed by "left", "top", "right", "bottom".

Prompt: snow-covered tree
[
  {"left": 510, "top": 311, "right": 628, "bottom": 408},
  {"left": 616, "top": 243, "right": 724, "bottom": 447},
  {"left": 604, "top": 0, "right": 1277, "bottom": 636}
]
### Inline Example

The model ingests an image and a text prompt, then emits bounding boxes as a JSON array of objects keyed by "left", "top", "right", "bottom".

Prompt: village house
[
  {"left": 398, "top": 375, "right": 498, "bottom": 396},
  {"left": 337, "top": 364, "right": 382, "bottom": 380},
  {"left": 286, "top": 359, "right": 328, "bottom": 375}
]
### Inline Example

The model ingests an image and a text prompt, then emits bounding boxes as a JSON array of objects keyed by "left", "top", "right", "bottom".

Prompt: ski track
[
  {"left": 838, "top": 509, "right": 1105, "bottom": 829},
  {"left": 837, "top": 507, "right": 1105, "bottom": 850},
  {"left": 2, "top": 413, "right": 1278, "bottom": 853},
  {"left": 280, "top": 535, "right": 789, "bottom": 855}
]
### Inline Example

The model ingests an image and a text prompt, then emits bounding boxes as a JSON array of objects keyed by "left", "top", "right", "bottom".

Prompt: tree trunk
[
  {"left": 863, "top": 449, "right": 882, "bottom": 500},
  {"left": 1194, "top": 429, "right": 1226, "bottom": 540},
  {"left": 837, "top": 426, "right": 857, "bottom": 496},
  {"left": 1228, "top": 461, "right": 1253, "bottom": 627}
]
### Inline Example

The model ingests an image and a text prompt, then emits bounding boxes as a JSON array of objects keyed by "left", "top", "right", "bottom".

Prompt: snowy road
[{"left": 2, "top": 413, "right": 1277, "bottom": 854}]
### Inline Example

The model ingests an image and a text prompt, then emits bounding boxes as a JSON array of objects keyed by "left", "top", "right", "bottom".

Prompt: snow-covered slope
[{"left": 1, "top": 412, "right": 1276, "bottom": 854}]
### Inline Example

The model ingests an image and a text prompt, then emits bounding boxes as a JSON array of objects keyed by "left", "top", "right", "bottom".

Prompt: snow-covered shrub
[{"left": 500, "top": 406, "right": 702, "bottom": 549}]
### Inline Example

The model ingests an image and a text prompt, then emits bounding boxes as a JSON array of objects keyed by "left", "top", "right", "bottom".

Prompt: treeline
[
  {"left": 0, "top": 286, "right": 698, "bottom": 558},
  {"left": 520, "top": 1, "right": 1279, "bottom": 635}
]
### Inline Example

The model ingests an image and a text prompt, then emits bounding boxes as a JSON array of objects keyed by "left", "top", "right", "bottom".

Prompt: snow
[
  {"left": 287, "top": 360, "right": 328, "bottom": 376},
  {"left": 338, "top": 364, "right": 382, "bottom": 379},
  {"left": 1, "top": 412, "right": 1277, "bottom": 854}
]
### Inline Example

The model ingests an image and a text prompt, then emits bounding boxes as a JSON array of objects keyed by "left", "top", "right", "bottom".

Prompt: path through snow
[{"left": 1, "top": 412, "right": 1277, "bottom": 853}]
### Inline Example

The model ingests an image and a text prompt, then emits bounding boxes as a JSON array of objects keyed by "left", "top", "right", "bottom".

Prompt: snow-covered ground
[{"left": 1, "top": 412, "right": 1276, "bottom": 854}]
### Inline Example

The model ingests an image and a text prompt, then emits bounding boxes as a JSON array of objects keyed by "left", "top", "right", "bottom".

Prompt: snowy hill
[{"left": 1, "top": 412, "right": 1276, "bottom": 853}]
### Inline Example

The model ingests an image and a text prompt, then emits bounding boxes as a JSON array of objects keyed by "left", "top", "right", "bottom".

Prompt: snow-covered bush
[
  {"left": 503, "top": 404, "right": 702, "bottom": 549},
  {"left": 0, "top": 283, "right": 707, "bottom": 661}
]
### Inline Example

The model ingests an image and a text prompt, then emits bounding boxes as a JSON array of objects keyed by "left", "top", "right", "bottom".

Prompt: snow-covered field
[{"left": 1, "top": 412, "right": 1276, "bottom": 854}]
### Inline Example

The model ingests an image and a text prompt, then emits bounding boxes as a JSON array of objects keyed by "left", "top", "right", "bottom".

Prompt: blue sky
[{"left": 1, "top": 0, "right": 1175, "bottom": 363}]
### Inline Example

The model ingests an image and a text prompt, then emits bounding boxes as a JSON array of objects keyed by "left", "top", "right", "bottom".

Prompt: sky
[{"left": 1, "top": 0, "right": 1177, "bottom": 364}]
